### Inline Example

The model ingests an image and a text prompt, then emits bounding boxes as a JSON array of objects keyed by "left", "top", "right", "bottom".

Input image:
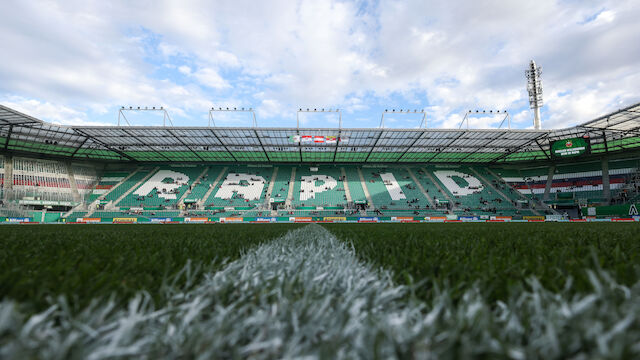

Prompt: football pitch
[{"left": 2, "top": 223, "right": 640, "bottom": 358}]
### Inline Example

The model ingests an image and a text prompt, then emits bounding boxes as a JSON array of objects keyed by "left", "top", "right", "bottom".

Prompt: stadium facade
[{"left": 0, "top": 102, "right": 639, "bottom": 223}]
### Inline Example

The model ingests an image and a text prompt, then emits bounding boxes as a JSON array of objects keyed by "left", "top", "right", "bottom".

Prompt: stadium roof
[{"left": 1, "top": 102, "right": 639, "bottom": 163}]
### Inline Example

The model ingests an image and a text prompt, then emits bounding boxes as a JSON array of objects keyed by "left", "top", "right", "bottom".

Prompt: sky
[{"left": 0, "top": 0, "right": 638, "bottom": 130}]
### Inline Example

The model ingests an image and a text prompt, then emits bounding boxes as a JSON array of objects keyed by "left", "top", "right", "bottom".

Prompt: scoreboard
[{"left": 550, "top": 137, "right": 590, "bottom": 158}]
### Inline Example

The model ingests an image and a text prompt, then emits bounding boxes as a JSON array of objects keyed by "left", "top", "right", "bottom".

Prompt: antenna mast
[{"left": 526, "top": 60, "right": 543, "bottom": 130}]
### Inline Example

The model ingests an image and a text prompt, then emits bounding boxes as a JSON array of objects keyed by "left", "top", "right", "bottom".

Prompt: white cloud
[
  {"left": 0, "top": 0, "right": 638, "bottom": 129},
  {"left": 1, "top": 96, "right": 110, "bottom": 126},
  {"left": 192, "top": 68, "right": 230, "bottom": 89}
]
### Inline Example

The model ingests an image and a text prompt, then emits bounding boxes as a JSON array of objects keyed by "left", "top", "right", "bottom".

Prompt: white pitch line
[{"left": 2, "top": 224, "right": 640, "bottom": 359}]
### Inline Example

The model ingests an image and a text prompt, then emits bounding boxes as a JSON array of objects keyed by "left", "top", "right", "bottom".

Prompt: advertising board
[
  {"left": 220, "top": 217, "right": 243, "bottom": 223},
  {"left": 551, "top": 137, "right": 590, "bottom": 158},
  {"left": 490, "top": 216, "right": 512, "bottom": 221},
  {"left": 113, "top": 218, "right": 137, "bottom": 223},
  {"left": 323, "top": 217, "right": 347, "bottom": 222},
  {"left": 184, "top": 217, "right": 209, "bottom": 223},
  {"left": 6, "top": 217, "right": 30, "bottom": 223},
  {"left": 391, "top": 216, "right": 414, "bottom": 222},
  {"left": 459, "top": 216, "right": 479, "bottom": 222},
  {"left": 79, "top": 218, "right": 101, "bottom": 223},
  {"left": 358, "top": 217, "right": 379, "bottom": 223}
]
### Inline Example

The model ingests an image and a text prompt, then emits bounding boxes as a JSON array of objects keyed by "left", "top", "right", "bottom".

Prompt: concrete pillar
[
  {"left": 66, "top": 162, "right": 82, "bottom": 202},
  {"left": 3, "top": 155, "right": 13, "bottom": 202},
  {"left": 542, "top": 165, "right": 555, "bottom": 201},
  {"left": 601, "top": 158, "right": 610, "bottom": 204}
]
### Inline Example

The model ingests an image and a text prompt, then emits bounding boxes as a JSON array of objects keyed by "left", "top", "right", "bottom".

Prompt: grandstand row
[{"left": 1, "top": 103, "right": 639, "bottom": 223}]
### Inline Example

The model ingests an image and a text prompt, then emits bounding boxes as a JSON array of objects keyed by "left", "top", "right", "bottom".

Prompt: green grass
[
  {"left": 3, "top": 223, "right": 640, "bottom": 358},
  {"left": 0, "top": 224, "right": 301, "bottom": 313},
  {"left": 322, "top": 223, "right": 640, "bottom": 302}
]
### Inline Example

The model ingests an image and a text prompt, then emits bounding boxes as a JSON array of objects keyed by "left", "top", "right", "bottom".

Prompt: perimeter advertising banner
[
  {"left": 426, "top": 216, "right": 446, "bottom": 222},
  {"left": 255, "top": 217, "right": 277, "bottom": 222},
  {"left": 551, "top": 137, "right": 590, "bottom": 158},
  {"left": 323, "top": 217, "right": 347, "bottom": 222},
  {"left": 220, "top": 217, "right": 243, "bottom": 223},
  {"left": 6, "top": 217, "right": 30, "bottom": 223},
  {"left": 290, "top": 217, "right": 313, "bottom": 222},
  {"left": 79, "top": 218, "right": 101, "bottom": 223},
  {"left": 391, "top": 216, "right": 414, "bottom": 222},
  {"left": 523, "top": 216, "right": 545, "bottom": 221},
  {"left": 358, "top": 217, "right": 379, "bottom": 223},
  {"left": 490, "top": 216, "right": 512, "bottom": 221},
  {"left": 184, "top": 217, "right": 208, "bottom": 223},
  {"left": 459, "top": 216, "right": 479, "bottom": 222},
  {"left": 150, "top": 218, "right": 172, "bottom": 223},
  {"left": 113, "top": 218, "right": 137, "bottom": 223}
]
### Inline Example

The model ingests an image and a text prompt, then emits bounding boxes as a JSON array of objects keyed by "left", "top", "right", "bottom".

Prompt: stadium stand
[
  {"left": 117, "top": 165, "right": 204, "bottom": 208},
  {"left": 292, "top": 166, "right": 346, "bottom": 208},
  {"left": 269, "top": 166, "right": 293, "bottom": 209},
  {"left": 103, "top": 167, "right": 154, "bottom": 203},
  {"left": 498, "top": 158, "right": 640, "bottom": 206},
  {"left": 203, "top": 165, "right": 272, "bottom": 208},
  {"left": 342, "top": 166, "right": 367, "bottom": 205},
  {"left": 2, "top": 102, "right": 640, "bottom": 222}
]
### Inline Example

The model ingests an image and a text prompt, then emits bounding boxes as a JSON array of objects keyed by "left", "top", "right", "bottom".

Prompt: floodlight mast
[
  {"left": 208, "top": 107, "right": 257, "bottom": 127},
  {"left": 296, "top": 108, "right": 342, "bottom": 129},
  {"left": 460, "top": 110, "right": 511, "bottom": 129},
  {"left": 379, "top": 109, "right": 427, "bottom": 128},
  {"left": 118, "top": 106, "right": 173, "bottom": 127},
  {"left": 526, "top": 60, "right": 543, "bottom": 130}
]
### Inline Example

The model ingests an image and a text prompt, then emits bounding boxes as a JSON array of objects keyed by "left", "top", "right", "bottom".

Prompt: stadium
[
  {"left": 1, "top": 99, "right": 639, "bottom": 224},
  {"left": 3, "top": 1, "right": 640, "bottom": 357}
]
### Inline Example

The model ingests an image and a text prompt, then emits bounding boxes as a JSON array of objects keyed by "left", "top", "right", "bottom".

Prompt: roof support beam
[
  {"left": 120, "top": 128, "right": 172, "bottom": 162},
  {"left": 166, "top": 129, "right": 205, "bottom": 162},
  {"left": 398, "top": 131, "right": 426, "bottom": 161},
  {"left": 209, "top": 129, "right": 237, "bottom": 162},
  {"left": 70, "top": 136, "right": 90, "bottom": 157},
  {"left": 72, "top": 128, "right": 136, "bottom": 161},
  {"left": 431, "top": 131, "right": 466, "bottom": 161},
  {"left": 365, "top": 130, "right": 384, "bottom": 162},
  {"left": 534, "top": 139, "right": 550, "bottom": 160},
  {"left": 4, "top": 125, "right": 12, "bottom": 150},
  {"left": 458, "top": 131, "right": 508, "bottom": 162},
  {"left": 254, "top": 129, "right": 270, "bottom": 162}
]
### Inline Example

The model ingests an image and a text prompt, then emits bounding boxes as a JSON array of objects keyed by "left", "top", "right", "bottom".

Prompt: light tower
[{"left": 525, "top": 60, "right": 543, "bottom": 130}]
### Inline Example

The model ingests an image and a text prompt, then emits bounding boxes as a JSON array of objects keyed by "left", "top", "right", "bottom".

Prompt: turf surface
[
  {"left": 0, "top": 224, "right": 301, "bottom": 313},
  {"left": 323, "top": 223, "right": 640, "bottom": 302},
  {"left": 2, "top": 222, "right": 640, "bottom": 313},
  {"left": 3, "top": 223, "right": 640, "bottom": 358}
]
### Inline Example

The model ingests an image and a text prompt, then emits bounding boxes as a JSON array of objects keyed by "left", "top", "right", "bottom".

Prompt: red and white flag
[
  {"left": 314, "top": 136, "right": 324, "bottom": 143},
  {"left": 325, "top": 136, "right": 337, "bottom": 144},
  {"left": 301, "top": 135, "right": 312, "bottom": 143}
]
